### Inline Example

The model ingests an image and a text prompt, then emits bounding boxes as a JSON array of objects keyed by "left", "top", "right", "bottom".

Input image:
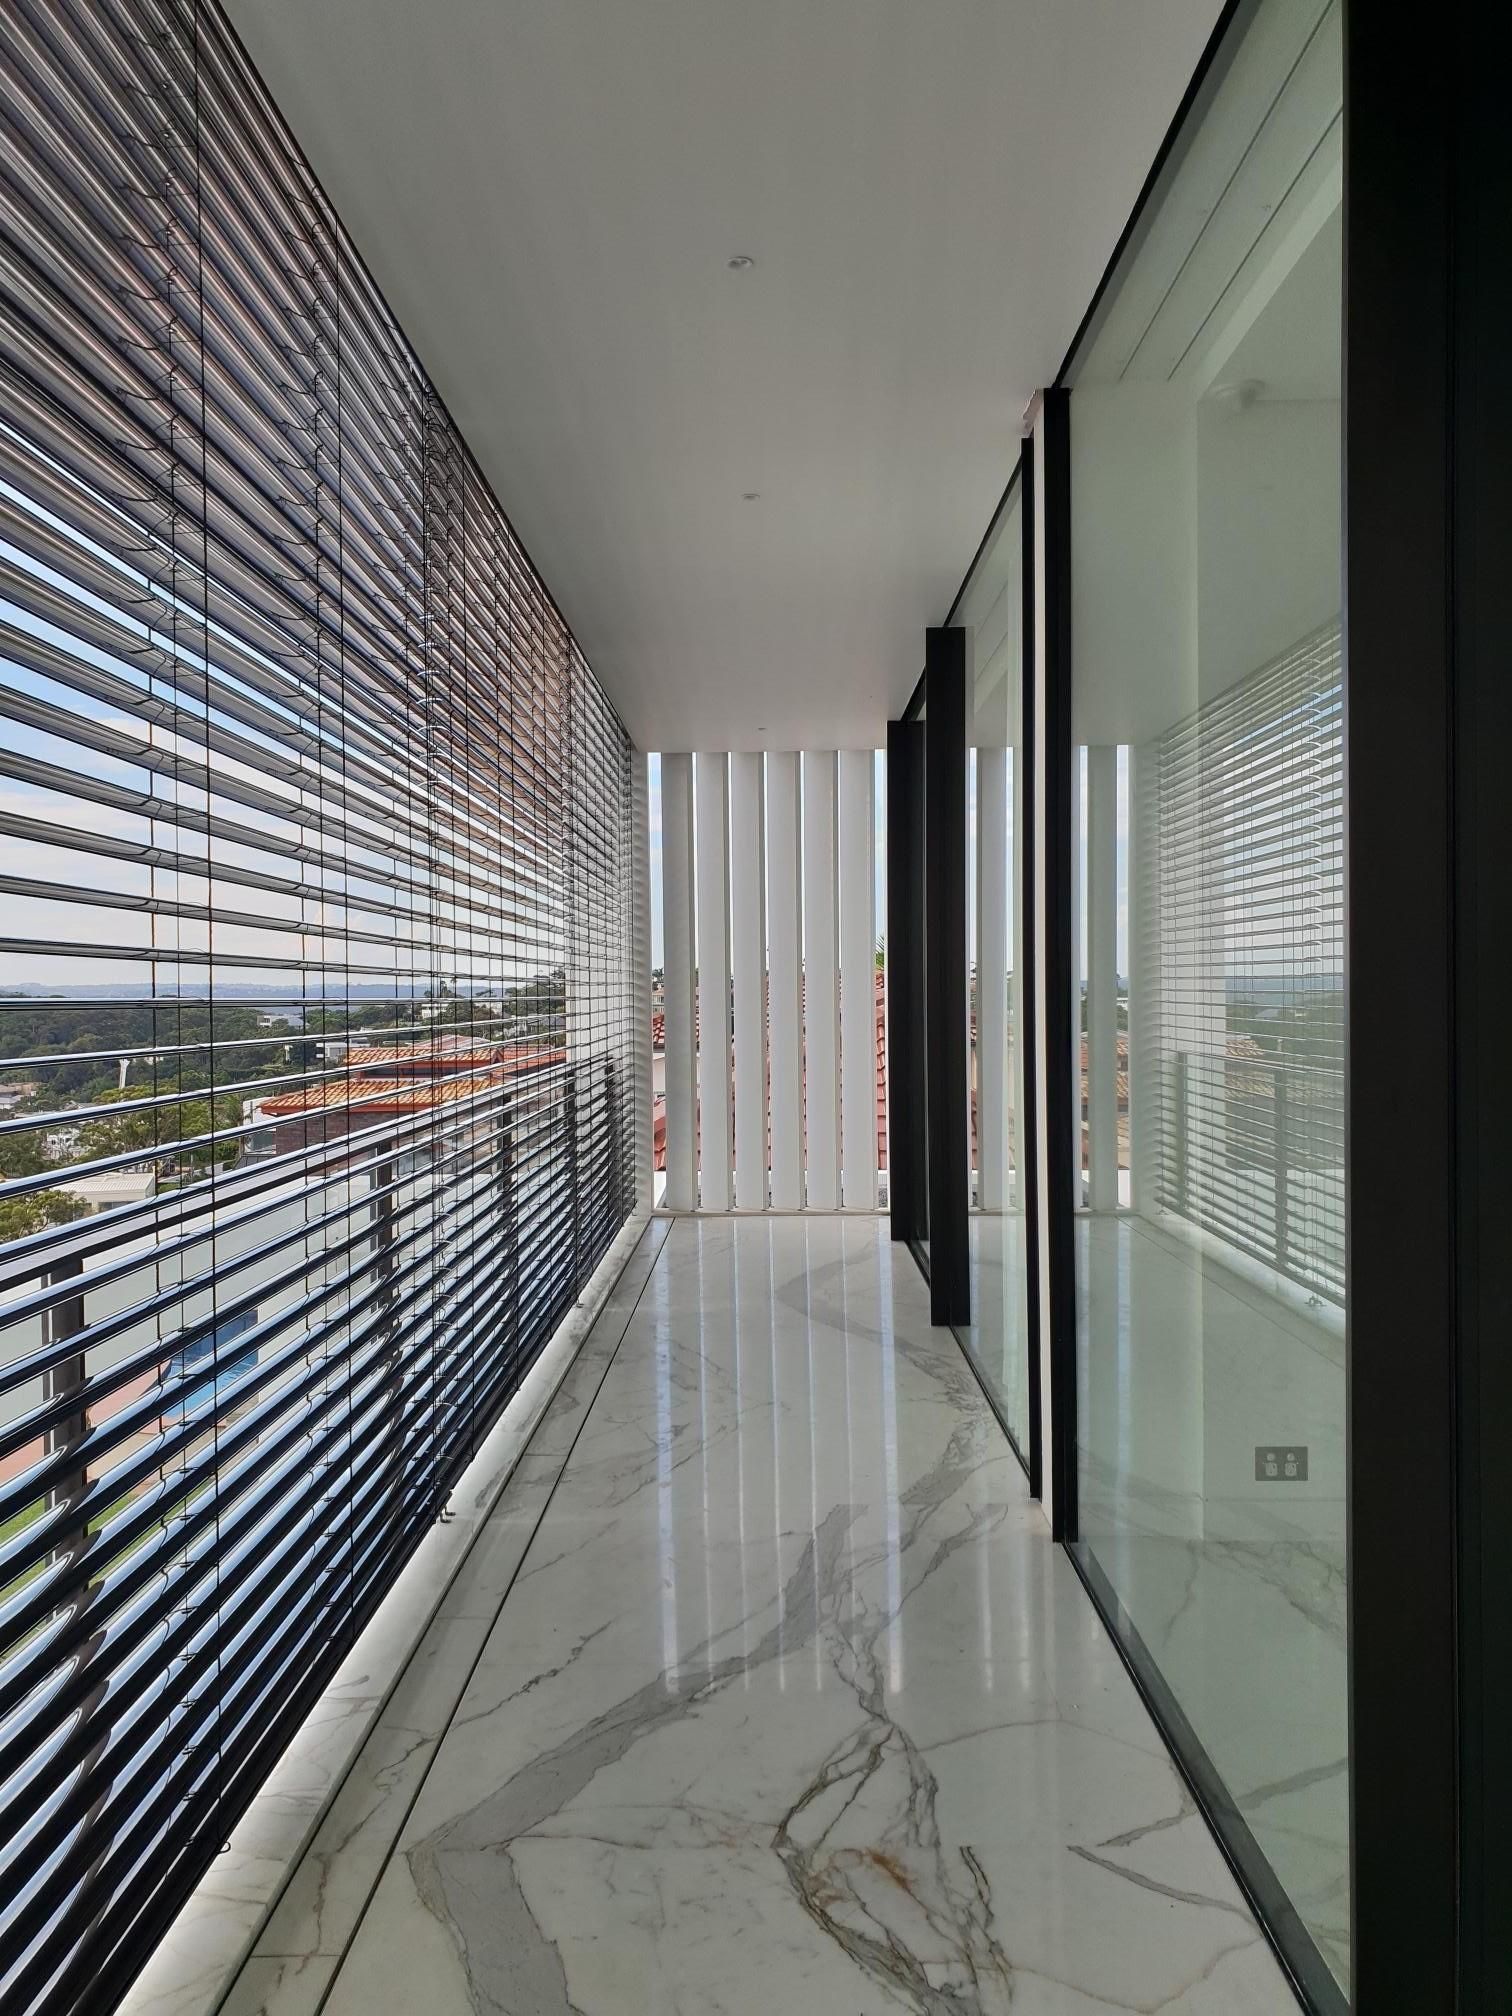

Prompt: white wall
[
  {"left": 1070, "top": 381, "right": 1342, "bottom": 746},
  {"left": 1069, "top": 382, "right": 1197, "bottom": 749},
  {"left": 1196, "top": 397, "right": 1342, "bottom": 700}
]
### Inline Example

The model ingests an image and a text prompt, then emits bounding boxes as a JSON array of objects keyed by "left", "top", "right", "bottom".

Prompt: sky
[{"left": 5, "top": 496, "right": 1330, "bottom": 1006}]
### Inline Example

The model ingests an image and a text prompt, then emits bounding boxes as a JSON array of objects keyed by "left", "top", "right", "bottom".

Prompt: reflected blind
[
  {"left": 1149, "top": 622, "right": 1344, "bottom": 1304},
  {"left": 0, "top": 4, "right": 637, "bottom": 2012}
]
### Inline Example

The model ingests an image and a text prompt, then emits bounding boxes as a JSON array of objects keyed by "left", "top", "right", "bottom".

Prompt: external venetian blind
[
  {"left": 1147, "top": 621, "right": 1345, "bottom": 1305},
  {"left": 0, "top": 5, "right": 637, "bottom": 2013}
]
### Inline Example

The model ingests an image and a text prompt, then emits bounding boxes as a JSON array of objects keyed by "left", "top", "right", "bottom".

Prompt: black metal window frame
[
  {"left": 1445, "top": 10, "right": 1512, "bottom": 2009},
  {"left": 889, "top": 5, "right": 1512, "bottom": 2007},
  {"left": 0, "top": 6, "right": 638, "bottom": 2013},
  {"left": 1029, "top": 2, "right": 1508, "bottom": 2011},
  {"left": 1018, "top": 453, "right": 1043, "bottom": 1503},
  {"left": 888, "top": 634, "right": 970, "bottom": 1326},
  {"left": 1038, "top": 390, "right": 1078, "bottom": 1551},
  {"left": 921, "top": 627, "right": 970, "bottom": 1329},
  {"left": 1350, "top": 4, "right": 1510, "bottom": 2010},
  {"left": 1036, "top": 6, "right": 1352, "bottom": 2003},
  {"left": 885, "top": 714, "right": 927, "bottom": 1261}
]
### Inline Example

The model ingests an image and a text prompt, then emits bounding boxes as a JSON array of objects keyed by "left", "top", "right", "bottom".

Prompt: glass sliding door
[
  {"left": 1062, "top": 0, "right": 1347, "bottom": 2001},
  {"left": 954, "top": 478, "right": 1033, "bottom": 1464}
]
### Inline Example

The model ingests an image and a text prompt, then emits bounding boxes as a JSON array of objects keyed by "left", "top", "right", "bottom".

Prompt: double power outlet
[{"left": 1254, "top": 1445, "right": 1309, "bottom": 1482}]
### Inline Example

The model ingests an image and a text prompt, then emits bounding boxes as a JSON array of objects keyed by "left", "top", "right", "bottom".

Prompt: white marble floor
[{"left": 223, "top": 1215, "right": 1300, "bottom": 2016}]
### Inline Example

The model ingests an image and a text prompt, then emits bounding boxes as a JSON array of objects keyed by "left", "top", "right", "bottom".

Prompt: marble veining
[
  {"left": 209, "top": 1214, "right": 1302, "bottom": 2016},
  {"left": 126, "top": 1214, "right": 663, "bottom": 2016}
]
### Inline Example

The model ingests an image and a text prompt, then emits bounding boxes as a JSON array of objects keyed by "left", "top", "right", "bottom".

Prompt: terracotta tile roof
[
  {"left": 651, "top": 969, "right": 889, "bottom": 1176},
  {"left": 875, "top": 967, "right": 888, "bottom": 1171},
  {"left": 1226, "top": 1035, "right": 1268, "bottom": 1059},
  {"left": 1075, "top": 1033, "right": 1130, "bottom": 1112},
  {"left": 261, "top": 1055, "right": 563, "bottom": 1118},
  {"left": 1221, "top": 1034, "right": 1276, "bottom": 1101},
  {"left": 344, "top": 1041, "right": 551, "bottom": 1072}
]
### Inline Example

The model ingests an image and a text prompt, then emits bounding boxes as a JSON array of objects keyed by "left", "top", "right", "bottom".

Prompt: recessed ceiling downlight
[
  {"left": 1210, "top": 377, "right": 1266, "bottom": 413},
  {"left": 727, "top": 254, "right": 755, "bottom": 271},
  {"left": 742, "top": 492, "right": 760, "bottom": 502}
]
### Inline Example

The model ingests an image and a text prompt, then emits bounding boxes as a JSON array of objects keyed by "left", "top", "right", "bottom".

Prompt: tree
[
  {"left": 75, "top": 1090, "right": 244, "bottom": 1169},
  {"left": 0, "top": 1133, "right": 44, "bottom": 1181},
  {"left": 0, "top": 1190, "right": 88, "bottom": 1242}
]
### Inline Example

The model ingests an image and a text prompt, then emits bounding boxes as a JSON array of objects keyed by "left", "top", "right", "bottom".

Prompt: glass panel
[
  {"left": 955, "top": 485, "right": 1031, "bottom": 1457},
  {"left": 1067, "top": 0, "right": 1346, "bottom": 1994},
  {"left": 914, "top": 699, "right": 930, "bottom": 1265}
]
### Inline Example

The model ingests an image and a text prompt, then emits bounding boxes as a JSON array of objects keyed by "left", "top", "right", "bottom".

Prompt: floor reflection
[
  {"left": 1076, "top": 1210, "right": 1349, "bottom": 1990},
  {"left": 959, "top": 1212, "right": 1032, "bottom": 1460},
  {"left": 219, "top": 1215, "right": 1300, "bottom": 2016}
]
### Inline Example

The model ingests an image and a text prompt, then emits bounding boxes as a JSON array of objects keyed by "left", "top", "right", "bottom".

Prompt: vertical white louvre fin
[
  {"left": 634, "top": 751, "right": 655, "bottom": 1212},
  {"left": 1008, "top": 748, "right": 1026, "bottom": 1207},
  {"left": 661, "top": 753, "right": 698, "bottom": 1210},
  {"left": 655, "top": 746, "right": 888, "bottom": 1215},
  {"left": 694, "top": 752, "right": 733, "bottom": 1210},
  {"left": 977, "top": 747, "right": 1008, "bottom": 1211},
  {"left": 838, "top": 750, "right": 876, "bottom": 1209},
  {"left": 802, "top": 751, "right": 840, "bottom": 1208},
  {"left": 766, "top": 753, "right": 804, "bottom": 1210},
  {"left": 1086, "top": 744, "right": 1119, "bottom": 1213},
  {"left": 1069, "top": 745, "right": 1084, "bottom": 1195},
  {"left": 1128, "top": 741, "right": 1158, "bottom": 1216},
  {"left": 729, "top": 752, "right": 767, "bottom": 1208}
]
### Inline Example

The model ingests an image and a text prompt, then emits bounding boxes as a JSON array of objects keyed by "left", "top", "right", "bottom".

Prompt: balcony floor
[{"left": 224, "top": 1214, "right": 1296, "bottom": 2016}]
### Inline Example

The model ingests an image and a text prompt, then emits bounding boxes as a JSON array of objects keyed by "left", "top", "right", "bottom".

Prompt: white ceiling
[
  {"left": 227, "top": 0, "right": 1222, "bottom": 750},
  {"left": 1217, "top": 206, "right": 1343, "bottom": 404}
]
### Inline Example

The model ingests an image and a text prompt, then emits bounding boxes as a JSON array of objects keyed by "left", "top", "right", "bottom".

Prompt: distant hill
[{"left": 4, "top": 982, "right": 430, "bottom": 1001}]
